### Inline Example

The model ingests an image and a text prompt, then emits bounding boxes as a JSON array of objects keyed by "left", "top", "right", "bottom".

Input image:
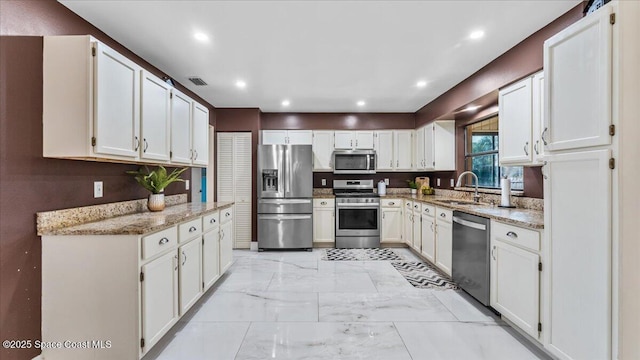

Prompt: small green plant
[
  {"left": 126, "top": 166, "right": 188, "bottom": 194},
  {"left": 406, "top": 179, "right": 418, "bottom": 189}
]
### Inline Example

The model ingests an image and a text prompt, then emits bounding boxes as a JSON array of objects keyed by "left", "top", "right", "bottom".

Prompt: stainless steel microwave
[{"left": 332, "top": 150, "right": 376, "bottom": 174}]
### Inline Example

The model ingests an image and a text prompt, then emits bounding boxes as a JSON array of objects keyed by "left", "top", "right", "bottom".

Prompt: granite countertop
[
  {"left": 39, "top": 202, "right": 234, "bottom": 236},
  {"left": 380, "top": 194, "right": 543, "bottom": 230}
]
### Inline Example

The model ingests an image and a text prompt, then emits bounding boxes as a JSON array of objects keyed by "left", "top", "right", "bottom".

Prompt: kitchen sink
[{"left": 435, "top": 199, "right": 478, "bottom": 206}]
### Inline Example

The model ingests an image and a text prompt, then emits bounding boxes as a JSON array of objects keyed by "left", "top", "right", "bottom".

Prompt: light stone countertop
[{"left": 39, "top": 202, "right": 234, "bottom": 236}]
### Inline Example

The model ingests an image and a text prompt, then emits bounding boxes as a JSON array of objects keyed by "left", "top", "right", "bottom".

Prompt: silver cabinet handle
[
  {"left": 534, "top": 140, "right": 539, "bottom": 155},
  {"left": 181, "top": 250, "right": 187, "bottom": 266},
  {"left": 189, "top": 149, "right": 194, "bottom": 160},
  {"left": 390, "top": 160, "right": 393, "bottom": 167},
  {"left": 424, "top": 208, "right": 430, "bottom": 213},
  {"left": 440, "top": 213, "right": 446, "bottom": 218},
  {"left": 174, "top": 254, "right": 178, "bottom": 270},
  {"left": 321, "top": 201, "right": 327, "bottom": 205},
  {"left": 194, "top": 150, "right": 198, "bottom": 161},
  {"left": 430, "top": 222, "right": 434, "bottom": 231},
  {"left": 225, "top": 212, "right": 231, "bottom": 217},
  {"left": 506, "top": 231, "right": 518, "bottom": 238},
  {"left": 382, "top": 213, "right": 385, "bottom": 220},
  {"left": 356, "top": 140, "right": 359, "bottom": 147},
  {"left": 134, "top": 136, "right": 140, "bottom": 151},
  {"left": 220, "top": 229, "right": 225, "bottom": 239},
  {"left": 492, "top": 246, "right": 497, "bottom": 260},
  {"left": 189, "top": 226, "right": 197, "bottom": 232},
  {"left": 541, "top": 128, "right": 548, "bottom": 145},
  {"left": 143, "top": 138, "right": 148, "bottom": 153},
  {"left": 389, "top": 202, "right": 395, "bottom": 205},
  {"left": 397, "top": 160, "right": 399, "bottom": 167},
  {"left": 414, "top": 205, "right": 419, "bottom": 209},
  {"left": 350, "top": 140, "right": 353, "bottom": 148},
  {"left": 524, "top": 142, "right": 529, "bottom": 156},
  {"left": 158, "top": 237, "right": 169, "bottom": 245},
  {"left": 209, "top": 218, "right": 216, "bottom": 224}
]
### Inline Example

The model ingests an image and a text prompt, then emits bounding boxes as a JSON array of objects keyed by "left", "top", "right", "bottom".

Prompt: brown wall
[
  {"left": 0, "top": 2, "right": 215, "bottom": 359},
  {"left": 261, "top": 112, "right": 415, "bottom": 130}
]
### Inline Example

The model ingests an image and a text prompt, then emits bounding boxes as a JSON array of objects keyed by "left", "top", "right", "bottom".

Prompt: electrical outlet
[
  {"left": 384, "top": 178, "right": 389, "bottom": 185},
  {"left": 94, "top": 181, "right": 103, "bottom": 198},
  {"left": 436, "top": 178, "right": 441, "bottom": 187},
  {"left": 450, "top": 179, "right": 455, "bottom": 187},
  {"left": 185, "top": 180, "right": 190, "bottom": 190},
  {"left": 321, "top": 179, "right": 327, "bottom": 186}
]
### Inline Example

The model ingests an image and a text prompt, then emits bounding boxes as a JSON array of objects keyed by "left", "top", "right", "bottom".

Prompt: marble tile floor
[{"left": 144, "top": 248, "right": 550, "bottom": 360}]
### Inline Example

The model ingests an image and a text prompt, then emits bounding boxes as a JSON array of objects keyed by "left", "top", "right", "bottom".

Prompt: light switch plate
[
  {"left": 384, "top": 178, "right": 389, "bottom": 185},
  {"left": 450, "top": 179, "right": 455, "bottom": 187},
  {"left": 185, "top": 180, "right": 190, "bottom": 190},
  {"left": 94, "top": 181, "right": 103, "bottom": 198},
  {"left": 436, "top": 178, "right": 441, "bottom": 187},
  {"left": 321, "top": 179, "right": 327, "bottom": 186}
]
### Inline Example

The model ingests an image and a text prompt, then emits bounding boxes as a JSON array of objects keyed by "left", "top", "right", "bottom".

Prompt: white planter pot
[{"left": 147, "top": 193, "right": 165, "bottom": 212}]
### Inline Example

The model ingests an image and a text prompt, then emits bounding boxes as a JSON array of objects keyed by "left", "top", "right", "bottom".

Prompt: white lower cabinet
[
  {"left": 403, "top": 201, "right": 414, "bottom": 247},
  {"left": 420, "top": 205, "right": 436, "bottom": 263},
  {"left": 178, "top": 239, "right": 202, "bottom": 315},
  {"left": 434, "top": 207, "right": 452, "bottom": 276},
  {"left": 202, "top": 229, "right": 220, "bottom": 291},
  {"left": 313, "top": 199, "right": 335, "bottom": 244},
  {"left": 412, "top": 202, "right": 421, "bottom": 252},
  {"left": 141, "top": 251, "right": 178, "bottom": 352},
  {"left": 380, "top": 199, "right": 402, "bottom": 243},
  {"left": 220, "top": 216, "right": 234, "bottom": 273}
]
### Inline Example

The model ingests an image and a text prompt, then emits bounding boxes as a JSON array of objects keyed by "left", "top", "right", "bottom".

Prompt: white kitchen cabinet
[
  {"left": 313, "top": 199, "right": 335, "bottom": 244},
  {"left": 499, "top": 76, "right": 533, "bottom": 165},
  {"left": 334, "top": 131, "right": 374, "bottom": 150},
  {"left": 170, "top": 89, "right": 193, "bottom": 165},
  {"left": 381, "top": 199, "right": 403, "bottom": 243},
  {"left": 141, "top": 250, "right": 178, "bottom": 351},
  {"left": 374, "top": 131, "right": 394, "bottom": 171},
  {"left": 262, "top": 130, "right": 313, "bottom": 145},
  {"left": 219, "top": 211, "right": 234, "bottom": 273},
  {"left": 531, "top": 72, "right": 545, "bottom": 164},
  {"left": 403, "top": 201, "right": 414, "bottom": 247},
  {"left": 202, "top": 227, "right": 220, "bottom": 292},
  {"left": 140, "top": 70, "right": 171, "bottom": 162},
  {"left": 490, "top": 221, "right": 541, "bottom": 340},
  {"left": 415, "top": 126, "right": 425, "bottom": 169},
  {"left": 415, "top": 121, "right": 455, "bottom": 171},
  {"left": 191, "top": 102, "right": 209, "bottom": 166},
  {"left": 420, "top": 205, "right": 436, "bottom": 263},
  {"left": 178, "top": 238, "right": 202, "bottom": 315},
  {"left": 435, "top": 207, "right": 452, "bottom": 276},
  {"left": 411, "top": 202, "right": 421, "bottom": 252},
  {"left": 544, "top": 6, "right": 613, "bottom": 152},
  {"left": 395, "top": 130, "right": 414, "bottom": 170},
  {"left": 312, "top": 131, "right": 334, "bottom": 171}
]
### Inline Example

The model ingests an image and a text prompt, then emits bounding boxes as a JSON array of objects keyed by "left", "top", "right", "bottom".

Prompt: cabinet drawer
[
  {"left": 492, "top": 221, "right": 540, "bottom": 252},
  {"left": 381, "top": 198, "right": 401, "bottom": 208},
  {"left": 404, "top": 200, "right": 413, "bottom": 210},
  {"left": 313, "top": 198, "right": 335, "bottom": 208},
  {"left": 221, "top": 207, "right": 233, "bottom": 223},
  {"left": 435, "top": 207, "right": 453, "bottom": 223},
  {"left": 203, "top": 211, "right": 220, "bottom": 232},
  {"left": 422, "top": 204, "right": 435, "bottom": 217},
  {"left": 179, "top": 218, "right": 202, "bottom": 242},
  {"left": 142, "top": 226, "right": 177, "bottom": 260}
]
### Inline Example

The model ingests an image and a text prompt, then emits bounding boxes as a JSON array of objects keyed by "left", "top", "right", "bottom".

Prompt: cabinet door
[
  {"left": 94, "top": 42, "right": 141, "bottom": 158},
  {"left": 394, "top": 130, "right": 413, "bottom": 170},
  {"left": 141, "top": 251, "right": 178, "bottom": 350},
  {"left": 202, "top": 230, "right": 220, "bottom": 291},
  {"left": 140, "top": 70, "right": 171, "bottom": 161},
  {"left": 355, "top": 131, "right": 375, "bottom": 149},
  {"left": 532, "top": 72, "right": 545, "bottom": 164},
  {"left": 312, "top": 131, "right": 334, "bottom": 171},
  {"left": 421, "top": 215, "right": 435, "bottom": 263},
  {"left": 544, "top": 7, "right": 612, "bottom": 151},
  {"left": 403, "top": 210, "right": 413, "bottom": 247},
  {"left": 334, "top": 131, "right": 354, "bottom": 149},
  {"left": 381, "top": 208, "right": 402, "bottom": 243},
  {"left": 412, "top": 209, "right": 421, "bottom": 251},
  {"left": 170, "top": 90, "right": 193, "bottom": 165},
  {"left": 192, "top": 102, "right": 209, "bottom": 166},
  {"left": 433, "top": 121, "right": 456, "bottom": 171},
  {"left": 499, "top": 77, "right": 533, "bottom": 165},
  {"left": 220, "top": 221, "right": 234, "bottom": 273},
  {"left": 375, "top": 131, "right": 394, "bottom": 171},
  {"left": 287, "top": 130, "right": 313, "bottom": 145},
  {"left": 415, "top": 126, "right": 425, "bottom": 170},
  {"left": 544, "top": 149, "right": 611, "bottom": 360},
  {"left": 424, "top": 124, "right": 435, "bottom": 170},
  {"left": 262, "top": 130, "right": 288, "bottom": 145},
  {"left": 435, "top": 220, "right": 452, "bottom": 276},
  {"left": 490, "top": 239, "right": 540, "bottom": 339},
  {"left": 313, "top": 208, "right": 335, "bottom": 243},
  {"left": 179, "top": 239, "right": 202, "bottom": 315}
]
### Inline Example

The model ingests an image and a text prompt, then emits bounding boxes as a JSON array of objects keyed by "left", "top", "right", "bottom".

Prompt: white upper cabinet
[
  {"left": 499, "top": 76, "right": 533, "bottom": 165},
  {"left": 287, "top": 130, "right": 313, "bottom": 145},
  {"left": 262, "top": 130, "right": 312, "bottom": 145},
  {"left": 312, "top": 131, "right": 334, "bottom": 171},
  {"left": 262, "top": 130, "right": 288, "bottom": 145},
  {"left": 414, "top": 122, "right": 454, "bottom": 171},
  {"left": 140, "top": 70, "right": 171, "bottom": 162},
  {"left": 334, "top": 131, "right": 374, "bottom": 150},
  {"left": 374, "top": 131, "right": 394, "bottom": 171},
  {"left": 414, "top": 126, "right": 425, "bottom": 169},
  {"left": 169, "top": 89, "right": 193, "bottom": 165},
  {"left": 394, "top": 130, "right": 413, "bottom": 170},
  {"left": 544, "top": 6, "right": 612, "bottom": 151},
  {"left": 191, "top": 102, "right": 209, "bottom": 166},
  {"left": 532, "top": 72, "right": 545, "bottom": 164}
]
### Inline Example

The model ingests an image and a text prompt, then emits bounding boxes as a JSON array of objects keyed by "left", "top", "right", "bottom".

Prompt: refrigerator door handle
[
  {"left": 259, "top": 199, "right": 312, "bottom": 204},
  {"left": 284, "top": 147, "right": 291, "bottom": 196},
  {"left": 260, "top": 215, "right": 312, "bottom": 221}
]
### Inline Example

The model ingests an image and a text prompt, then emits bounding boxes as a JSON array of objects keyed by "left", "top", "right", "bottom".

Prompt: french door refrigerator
[{"left": 257, "top": 145, "right": 313, "bottom": 250}]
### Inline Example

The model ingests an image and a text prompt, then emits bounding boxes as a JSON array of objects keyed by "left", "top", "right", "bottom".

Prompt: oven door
[{"left": 335, "top": 203, "right": 380, "bottom": 237}]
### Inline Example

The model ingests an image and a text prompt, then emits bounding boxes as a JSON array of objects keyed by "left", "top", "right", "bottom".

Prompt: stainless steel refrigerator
[{"left": 257, "top": 145, "right": 313, "bottom": 250}]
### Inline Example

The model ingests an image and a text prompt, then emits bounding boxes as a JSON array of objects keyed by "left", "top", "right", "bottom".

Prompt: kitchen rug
[
  {"left": 322, "top": 248, "right": 405, "bottom": 261},
  {"left": 391, "top": 262, "right": 458, "bottom": 290}
]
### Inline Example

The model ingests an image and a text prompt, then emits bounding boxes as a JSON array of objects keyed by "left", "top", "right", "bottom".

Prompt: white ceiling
[{"left": 59, "top": 0, "right": 580, "bottom": 113}]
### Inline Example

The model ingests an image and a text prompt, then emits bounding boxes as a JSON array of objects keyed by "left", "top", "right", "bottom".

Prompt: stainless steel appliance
[
  {"left": 257, "top": 145, "right": 313, "bottom": 250},
  {"left": 332, "top": 150, "right": 376, "bottom": 174},
  {"left": 452, "top": 211, "right": 491, "bottom": 306},
  {"left": 333, "top": 180, "right": 380, "bottom": 248}
]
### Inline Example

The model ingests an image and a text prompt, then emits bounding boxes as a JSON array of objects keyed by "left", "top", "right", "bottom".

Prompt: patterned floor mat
[
  {"left": 322, "top": 248, "right": 406, "bottom": 261},
  {"left": 391, "top": 262, "right": 459, "bottom": 290}
]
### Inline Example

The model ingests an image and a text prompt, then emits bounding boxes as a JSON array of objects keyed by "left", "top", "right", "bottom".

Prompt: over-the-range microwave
[{"left": 332, "top": 150, "right": 376, "bottom": 174}]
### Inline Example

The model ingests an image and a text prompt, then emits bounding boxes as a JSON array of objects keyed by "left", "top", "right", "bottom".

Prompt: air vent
[{"left": 188, "top": 77, "right": 208, "bottom": 86}]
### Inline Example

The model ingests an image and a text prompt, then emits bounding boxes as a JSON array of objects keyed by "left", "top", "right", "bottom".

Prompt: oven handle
[
  {"left": 336, "top": 203, "right": 380, "bottom": 207},
  {"left": 259, "top": 215, "right": 312, "bottom": 221},
  {"left": 452, "top": 216, "right": 487, "bottom": 231}
]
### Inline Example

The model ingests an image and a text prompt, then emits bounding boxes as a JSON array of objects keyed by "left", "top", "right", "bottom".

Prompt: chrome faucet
[{"left": 456, "top": 171, "right": 481, "bottom": 203}]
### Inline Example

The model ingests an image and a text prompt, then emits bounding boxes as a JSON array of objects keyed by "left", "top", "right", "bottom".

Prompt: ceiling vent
[{"left": 188, "top": 77, "right": 208, "bottom": 86}]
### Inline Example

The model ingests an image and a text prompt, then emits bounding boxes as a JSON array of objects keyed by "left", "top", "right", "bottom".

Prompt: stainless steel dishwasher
[{"left": 452, "top": 211, "right": 491, "bottom": 306}]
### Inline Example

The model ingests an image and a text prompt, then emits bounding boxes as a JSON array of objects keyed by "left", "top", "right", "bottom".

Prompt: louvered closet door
[
  {"left": 233, "top": 134, "right": 252, "bottom": 249},
  {"left": 217, "top": 134, "right": 235, "bottom": 202}
]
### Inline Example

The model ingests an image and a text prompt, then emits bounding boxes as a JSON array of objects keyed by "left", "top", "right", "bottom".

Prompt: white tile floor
[{"left": 143, "top": 248, "right": 549, "bottom": 360}]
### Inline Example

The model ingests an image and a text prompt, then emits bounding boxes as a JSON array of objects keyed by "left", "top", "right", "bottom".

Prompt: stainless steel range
[{"left": 333, "top": 180, "right": 380, "bottom": 248}]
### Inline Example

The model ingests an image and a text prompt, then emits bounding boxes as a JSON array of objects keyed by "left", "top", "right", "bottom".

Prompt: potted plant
[
  {"left": 127, "top": 166, "right": 188, "bottom": 211},
  {"left": 407, "top": 179, "right": 418, "bottom": 195}
]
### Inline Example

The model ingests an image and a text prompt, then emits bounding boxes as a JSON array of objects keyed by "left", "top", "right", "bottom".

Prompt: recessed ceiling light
[
  {"left": 463, "top": 105, "right": 481, "bottom": 112},
  {"left": 235, "top": 80, "right": 247, "bottom": 89},
  {"left": 416, "top": 80, "right": 427, "bottom": 88},
  {"left": 193, "top": 32, "right": 209, "bottom": 42},
  {"left": 469, "top": 30, "right": 485, "bottom": 40},
  {"left": 356, "top": 100, "right": 366, "bottom": 107},
  {"left": 281, "top": 99, "right": 290, "bottom": 107}
]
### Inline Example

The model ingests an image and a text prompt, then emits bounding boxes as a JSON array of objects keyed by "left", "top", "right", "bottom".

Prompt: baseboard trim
[{"left": 250, "top": 242, "right": 258, "bottom": 251}]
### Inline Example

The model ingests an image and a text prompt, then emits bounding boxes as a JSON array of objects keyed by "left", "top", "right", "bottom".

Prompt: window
[{"left": 464, "top": 116, "right": 523, "bottom": 190}]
